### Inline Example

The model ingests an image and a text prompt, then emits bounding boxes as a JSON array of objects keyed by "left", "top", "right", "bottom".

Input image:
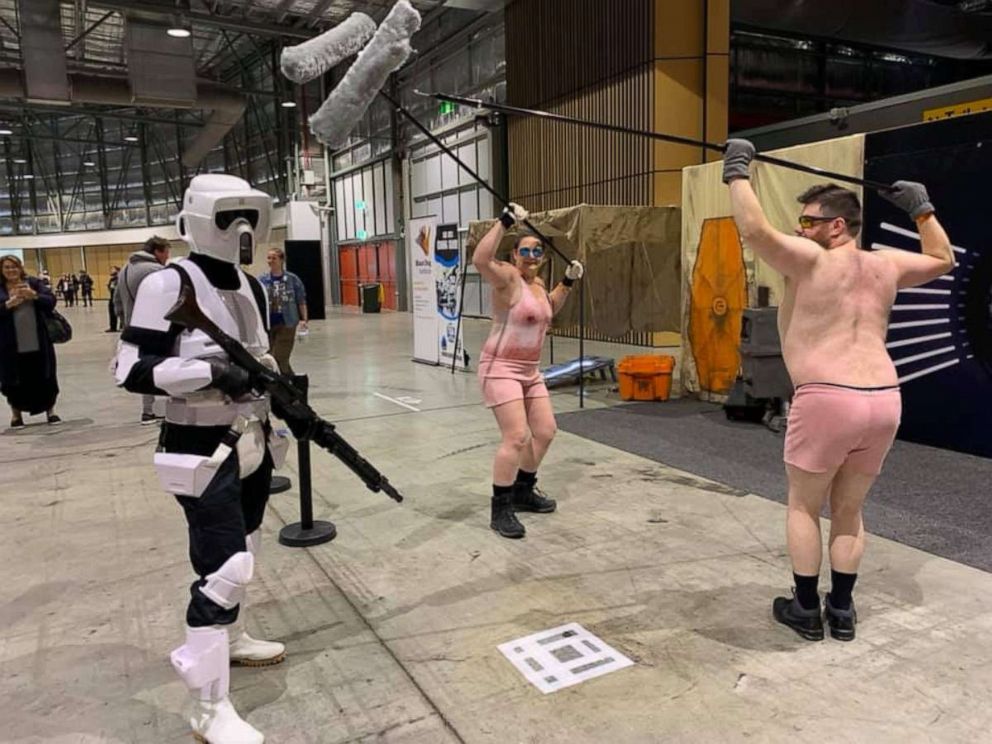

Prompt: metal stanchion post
[
  {"left": 278, "top": 374, "right": 337, "bottom": 547},
  {"left": 579, "top": 279, "right": 585, "bottom": 408}
]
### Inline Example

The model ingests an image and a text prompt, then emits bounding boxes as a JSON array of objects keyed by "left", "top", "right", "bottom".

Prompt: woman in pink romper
[{"left": 472, "top": 203, "right": 584, "bottom": 539}]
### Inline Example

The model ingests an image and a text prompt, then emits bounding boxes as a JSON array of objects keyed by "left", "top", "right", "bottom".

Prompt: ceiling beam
[
  {"left": 273, "top": 0, "right": 298, "bottom": 23},
  {"left": 0, "top": 103, "right": 204, "bottom": 128},
  {"left": 88, "top": 0, "right": 317, "bottom": 39},
  {"left": 302, "top": 0, "right": 336, "bottom": 28}
]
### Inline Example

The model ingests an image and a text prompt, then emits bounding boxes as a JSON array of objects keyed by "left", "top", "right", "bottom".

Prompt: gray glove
[
  {"left": 880, "top": 180, "right": 934, "bottom": 219},
  {"left": 722, "top": 139, "right": 755, "bottom": 183}
]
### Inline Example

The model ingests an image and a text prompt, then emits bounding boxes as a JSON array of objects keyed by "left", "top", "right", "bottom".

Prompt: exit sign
[
  {"left": 439, "top": 100, "right": 458, "bottom": 115},
  {"left": 354, "top": 199, "right": 366, "bottom": 210},
  {"left": 356, "top": 229, "right": 368, "bottom": 240}
]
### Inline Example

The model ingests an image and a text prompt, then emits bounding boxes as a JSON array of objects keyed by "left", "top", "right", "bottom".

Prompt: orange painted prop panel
[{"left": 689, "top": 217, "right": 747, "bottom": 395}]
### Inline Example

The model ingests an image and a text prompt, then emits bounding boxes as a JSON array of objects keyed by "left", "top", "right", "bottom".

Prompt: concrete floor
[{"left": 2, "top": 303, "right": 991, "bottom": 744}]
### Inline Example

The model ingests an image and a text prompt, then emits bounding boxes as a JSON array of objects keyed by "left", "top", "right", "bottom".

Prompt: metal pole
[
  {"left": 298, "top": 426, "right": 313, "bottom": 529},
  {"left": 379, "top": 91, "right": 573, "bottom": 264},
  {"left": 277, "top": 374, "right": 336, "bottom": 547},
  {"left": 426, "top": 91, "right": 894, "bottom": 193},
  {"left": 451, "top": 243, "right": 468, "bottom": 374},
  {"left": 548, "top": 253, "right": 554, "bottom": 365},
  {"left": 579, "top": 278, "right": 585, "bottom": 409}
]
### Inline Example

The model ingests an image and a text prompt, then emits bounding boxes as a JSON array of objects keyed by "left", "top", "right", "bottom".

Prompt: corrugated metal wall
[{"left": 505, "top": 0, "right": 655, "bottom": 210}]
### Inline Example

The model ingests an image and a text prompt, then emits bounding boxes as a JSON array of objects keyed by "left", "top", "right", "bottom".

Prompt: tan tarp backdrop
[
  {"left": 680, "top": 134, "right": 866, "bottom": 398},
  {"left": 467, "top": 204, "right": 682, "bottom": 339}
]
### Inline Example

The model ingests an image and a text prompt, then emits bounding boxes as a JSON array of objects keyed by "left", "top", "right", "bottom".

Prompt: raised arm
[
  {"left": 472, "top": 203, "right": 528, "bottom": 289},
  {"left": 878, "top": 181, "right": 955, "bottom": 288},
  {"left": 548, "top": 259, "right": 583, "bottom": 315},
  {"left": 724, "top": 139, "right": 821, "bottom": 278}
]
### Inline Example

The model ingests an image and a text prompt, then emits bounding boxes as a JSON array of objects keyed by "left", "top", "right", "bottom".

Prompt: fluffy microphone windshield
[
  {"left": 307, "top": 0, "right": 421, "bottom": 149},
  {"left": 280, "top": 12, "right": 377, "bottom": 85}
]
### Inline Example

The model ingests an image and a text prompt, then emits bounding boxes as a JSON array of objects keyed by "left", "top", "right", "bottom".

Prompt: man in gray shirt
[{"left": 116, "top": 236, "right": 171, "bottom": 423}]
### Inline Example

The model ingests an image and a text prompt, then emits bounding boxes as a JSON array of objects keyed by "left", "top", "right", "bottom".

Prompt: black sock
[
  {"left": 829, "top": 570, "right": 857, "bottom": 610},
  {"left": 493, "top": 484, "right": 514, "bottom": 499},
  {"left": 515, "top": 469, "right": 537, "bottom": 487},
  {"left": 793, "top": 573, "right": 820, "bottom": 610}
]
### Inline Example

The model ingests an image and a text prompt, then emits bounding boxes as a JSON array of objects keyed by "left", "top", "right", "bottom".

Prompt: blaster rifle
[{"left": 164, "top": 269, "right": 403, "bottom": 503}]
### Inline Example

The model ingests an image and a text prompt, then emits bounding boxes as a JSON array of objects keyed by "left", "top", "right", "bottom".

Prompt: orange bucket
[{"left": 617, "top": 355, "right": 675, "bottom": 401}]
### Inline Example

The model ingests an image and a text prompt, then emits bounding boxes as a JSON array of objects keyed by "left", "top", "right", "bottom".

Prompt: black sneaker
[
  {"left": 140, "top": 413, "right": 161, "bottom": 425},
  {"left": 512, "top": 483, "right": 557, "bottom": 513},
  {"left": 491, "top": 492, "right": 526, "bottom": 538},
  {"left": 773, "top": 592, "right": 824, "bottom": 641},
  {"left": 824, "top": 594, "right": 857, "bottom": 641},
  {"left": 46, "top": 414, "right": 62, "bottom": 425}
]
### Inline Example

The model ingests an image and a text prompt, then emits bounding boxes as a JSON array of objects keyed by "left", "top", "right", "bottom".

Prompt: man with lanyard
[{"left": 258, "top": 247, "right": 308, "bottom": 375}]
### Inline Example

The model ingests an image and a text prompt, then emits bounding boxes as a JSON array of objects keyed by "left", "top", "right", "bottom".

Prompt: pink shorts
[
  {"left": 478, "top": 356, "right": 549, "bottom": 409},
  {"left": 784, "top": 383, "right": 901, "bottom": 475}
]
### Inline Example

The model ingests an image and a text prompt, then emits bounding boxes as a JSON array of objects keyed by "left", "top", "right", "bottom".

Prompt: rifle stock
[{"left": 164, "top": 269, "right": 403, "bottom": 503}]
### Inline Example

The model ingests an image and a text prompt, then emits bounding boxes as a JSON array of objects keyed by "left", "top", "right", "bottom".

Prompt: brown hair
[
  {"left": 0, "top": 254, "right": 27, "bottom": 285},
  {"left": 797, "top": 183, "right": 862, "bottom": 238},
  {"left": 144, "top": 235, "right": 170, "bottom": 255},
  {"left": 267, "top": 247, "right": 285, "bottom": 260}
]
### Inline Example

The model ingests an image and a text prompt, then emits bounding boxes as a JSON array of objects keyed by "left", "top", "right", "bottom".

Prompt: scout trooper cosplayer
[{"left": 115, "top": 174, "right": 292, "bottom": 744}]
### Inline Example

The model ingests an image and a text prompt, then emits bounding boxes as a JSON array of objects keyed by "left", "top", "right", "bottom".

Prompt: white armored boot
[
  {"left": 229, "top": 529, "right": 286, "bottom": 667},
  {"left": 228, "top": 608, "right": 286, "bottom": 667},
  {"left": 171, "top": 625, "right": 265, "bottom": 744}
]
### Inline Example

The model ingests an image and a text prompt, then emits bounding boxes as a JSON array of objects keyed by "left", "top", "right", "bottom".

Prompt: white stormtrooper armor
[
  {"left": 176, "top": 173, "right": 272, "bottom": 264},
  {"left": 113, "top": 174, "right": 286, "bottom": 744}
]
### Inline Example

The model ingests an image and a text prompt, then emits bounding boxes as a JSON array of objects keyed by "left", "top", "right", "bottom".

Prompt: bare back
[{"left": 779, "top": 245, "right": 900, "bottom": 387}]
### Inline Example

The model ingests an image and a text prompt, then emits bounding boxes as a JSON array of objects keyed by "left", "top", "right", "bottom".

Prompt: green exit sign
[
  {"left": 439, "top": 101, "right": 458, "bottom": 115},
  {"left": 354, "top": 199, "right": 366, "bottom": 210},
  {"left": 356, "top": 229, "right": 368, "bottom": 240}
]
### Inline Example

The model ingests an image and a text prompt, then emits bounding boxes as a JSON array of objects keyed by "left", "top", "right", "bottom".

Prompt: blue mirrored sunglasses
[{"left": 518, "top": 245, "right": 544, "bottom": 258}]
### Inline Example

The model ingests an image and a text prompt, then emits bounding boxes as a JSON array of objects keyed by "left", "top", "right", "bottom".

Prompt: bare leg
[
  {"left": 519, "top": 396, "right": 557, "bottom": 473},
  {"left": 490, "top": 400, "right": 530, "bottom": 485},
  {"left": 828, "top": 463, "right": 876, "bottom": 574},
  {"left": 785, "top": 463, "right": 837, "bottom": 576}
]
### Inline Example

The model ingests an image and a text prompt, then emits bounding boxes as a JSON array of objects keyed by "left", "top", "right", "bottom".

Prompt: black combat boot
[
  {"left": 491, "top": 489, "right": 525, "bottom": 538},
  {"left": 773, "top": 591, "right": 824, "bottom": 641},
  {"left": 511, "top": 481, "right": 557, "bottom": 513}
]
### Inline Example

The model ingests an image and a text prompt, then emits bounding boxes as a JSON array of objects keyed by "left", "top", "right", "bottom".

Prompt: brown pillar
[
  {"left": 505, "top": 0, "right": 729, "bottom": 209},
  {"left": 652, "top": 0, "right": 729, "bottom": 205}
]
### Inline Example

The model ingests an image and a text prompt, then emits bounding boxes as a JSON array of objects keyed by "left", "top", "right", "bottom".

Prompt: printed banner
[
  {"left": 434, "top": 223, "right": 467, "bottom": 369},
  {"left": 408, "top": 216, "right": 438, "bottom": 364}
]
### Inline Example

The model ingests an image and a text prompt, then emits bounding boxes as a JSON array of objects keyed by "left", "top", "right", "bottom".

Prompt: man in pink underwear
[
  {"left": 473, "top": 203, "right": 584, "bottom": 539},
  {"left": 724, "top": 139, "right": 954, "bottom": 641}
]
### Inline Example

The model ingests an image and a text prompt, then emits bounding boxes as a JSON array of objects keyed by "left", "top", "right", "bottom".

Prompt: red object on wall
[
  {"left": 338, "top": 240, "right": 397, "bottom": 310},
  {"left": 339, "top": 247, "right": 359, "bottom": 306}
]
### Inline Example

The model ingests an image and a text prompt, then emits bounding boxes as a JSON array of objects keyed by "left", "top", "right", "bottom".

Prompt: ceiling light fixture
[
  {"left": 124, "top": 135, "right": 139, "bottom": 143},
  {"left": 0, "top": 127, "right": 11, "bottom": 136},
  {"left": 168, "top": 12, "right": 192, "bottom": 38},
  {"left": 281, "top": 100, "right": 297, "bottom": 108}
]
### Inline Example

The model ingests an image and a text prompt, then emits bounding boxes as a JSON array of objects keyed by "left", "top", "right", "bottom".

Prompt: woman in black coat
[{"left": 0, "top": 255, "right": 61, "bottom": 427}]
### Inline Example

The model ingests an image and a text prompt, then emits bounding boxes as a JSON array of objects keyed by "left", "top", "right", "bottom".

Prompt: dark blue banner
[{"left": 864, "top": 112, "right": 992, "bottom": 458}]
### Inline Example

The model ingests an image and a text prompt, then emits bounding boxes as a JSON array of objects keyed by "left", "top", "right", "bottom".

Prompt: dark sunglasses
[
  {"left": 798, "top": 214, "right": 838, "bottom": 229},
  {"left": 215, "top": 209, "right": 260, "bottom": 230},
  {"left": 518, "top": 245, "right": 544, "bottom": 259}
]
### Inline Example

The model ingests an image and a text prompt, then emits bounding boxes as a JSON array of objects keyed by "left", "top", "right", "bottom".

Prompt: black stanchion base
[
  {"left": 278, "top": 520, "right": 337, "bottom": 547},
  {"left": 269, "top": 475, "right": 292, "bottom": 494}
]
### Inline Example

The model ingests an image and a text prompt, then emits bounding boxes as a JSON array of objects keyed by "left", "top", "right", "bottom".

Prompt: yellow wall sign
[{"left": 923, "top": 97, "right": 992, "bottom": 122}]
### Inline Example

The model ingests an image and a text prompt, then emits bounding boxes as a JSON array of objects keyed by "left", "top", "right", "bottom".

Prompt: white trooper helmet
[{"left": 176, "top": 174, "right": 272, "bottom": 265}]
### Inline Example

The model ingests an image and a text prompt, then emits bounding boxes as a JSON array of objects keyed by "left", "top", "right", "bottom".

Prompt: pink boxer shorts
[{"left": 784, "top": 383, "right": 901, "bottom": 475}]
